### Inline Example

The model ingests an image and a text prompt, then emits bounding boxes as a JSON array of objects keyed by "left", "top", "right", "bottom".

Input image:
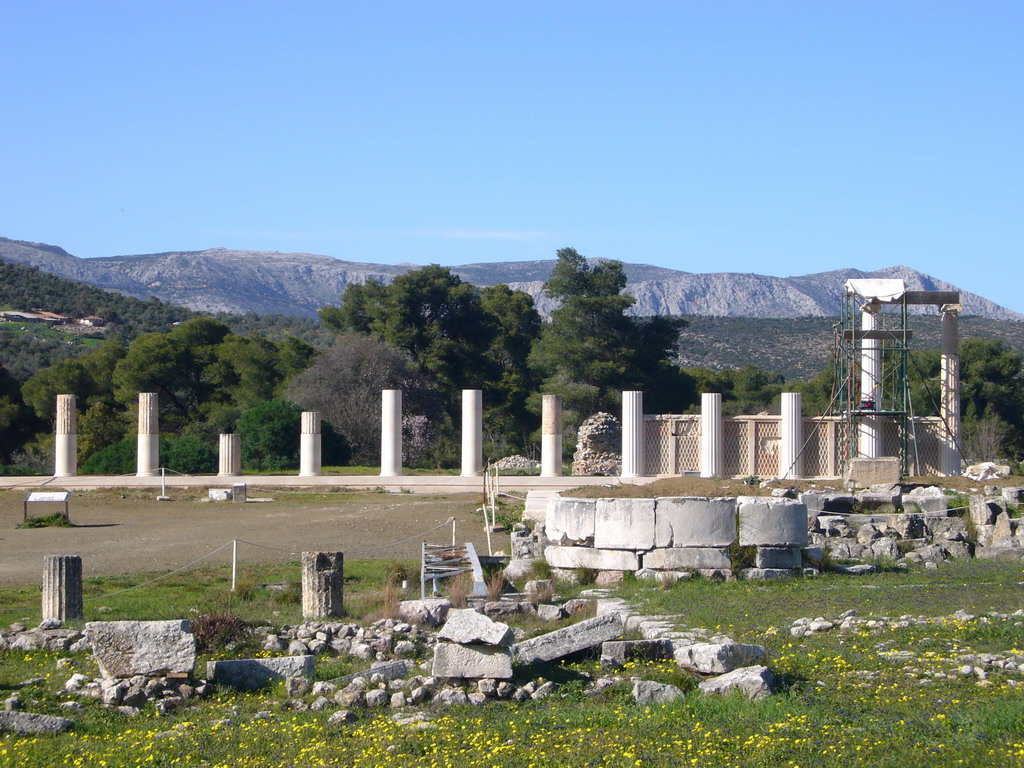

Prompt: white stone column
[
  {"left": 42, "top": 554, "right": 83, "bottom": 623},
  {"left": 700, "top": 392, "right": 723, "bottom": 478},
  {"left": 299, "top": 412, "right": 322, "bottom": 477},
  {"left": 218, "top": 433, "right": 241, "bottom": 476},
  {"left": 939, "top": 305, "right": 962, "bottom": 476},
  {"left": 540, "top": 394, "right": 563, "bottom": 478},
  {"left": 380, "top": 389, "right": 403, "bottom": 477},
  {"left": 780, "top": 392, "right": 803, "bottom": 479},
  {"left": 460, "top": 389, "right": 483, "bottom": 477},
  {"left": 54, "top": 394, "right": 77, "bottom": 477},
  {"left": 621, "top": 391, "right": 645, "bottom": 478},
  {"left": 858, "top": 304, "right": 883, "bottom": 459},
  {"left": 136, "top": 393, "right": 159, "bottom": 477}
]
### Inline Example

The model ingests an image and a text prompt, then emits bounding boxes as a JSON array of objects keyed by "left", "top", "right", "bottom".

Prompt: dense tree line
[{"left": 1, "top": 249, "right": 1023, "bottom": 473}]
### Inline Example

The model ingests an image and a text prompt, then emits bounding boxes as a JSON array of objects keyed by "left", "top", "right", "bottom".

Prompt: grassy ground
[{"left": 2, "top": 560, "right": 1024, "bottom": 767}]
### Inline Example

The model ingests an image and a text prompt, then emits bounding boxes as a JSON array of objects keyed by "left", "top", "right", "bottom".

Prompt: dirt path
[{"left": 0, "top": 488, "right": 493, "bottom": 586}]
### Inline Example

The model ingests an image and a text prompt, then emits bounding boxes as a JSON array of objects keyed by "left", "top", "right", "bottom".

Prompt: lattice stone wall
[{"left": 643, "top": 413, "right": 944, "bottom": 478}]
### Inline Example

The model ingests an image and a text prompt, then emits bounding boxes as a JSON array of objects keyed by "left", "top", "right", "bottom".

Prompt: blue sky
[{"left": 2, "top": 2, "right": 1021, "bottom": 311}]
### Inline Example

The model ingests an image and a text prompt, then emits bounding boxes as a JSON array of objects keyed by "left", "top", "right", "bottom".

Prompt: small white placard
[{"left": 26, "top": 491, "right": 71, "bottom": 503}]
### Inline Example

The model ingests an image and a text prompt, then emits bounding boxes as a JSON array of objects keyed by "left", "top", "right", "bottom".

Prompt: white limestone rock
[
  {"left": 544, "top": 546, "right": 639, "bottom": 571},
  {"left": 594, "top": 498, "right": 656, "bottom": 551},
  {"left": 546, "top": 498, "right": 598, "bottom": 545},
  {"left": 632, "top": 680, "right": 684, "bottom": 705},
  {"left": 438, "top": 609, "right": 513, "bottom": 648},
  {"left": 643, "top": 547, "right": 731, "bottom": 570},
  {"left": 654, "top": 497, "right": 736, "bottom": 547},
  {"left": 674, "top": 642, "right": 767, "bottom": 674},
  {"left": 513, "top": 614, "right": 624, "bottom": 664},
  {"left": 431, "top": 643, "right": 513, "bottom": 679},
  {"left": 85, "top": 620, "right": 196, "bottom": 679},
  {"left": 698, "top": 665, "right": 776, "bottom": 700},
  {"left": 738, "top": 497, "right": 808, "bottom": 547}
]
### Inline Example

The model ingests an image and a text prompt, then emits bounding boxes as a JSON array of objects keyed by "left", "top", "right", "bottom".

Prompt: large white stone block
[
  {"left": 544, "top": 545, "right": 639, "bottom": 571},
  {"left": 737, "top": 497, "right": 808, "bottom": 547},
  {"left": 438, "top": 609, "right": 513, "bottom": 647},
  {"left": 643, "top": 547, "right": 731, "bottom": 570},
  {"left": 547, "top": 498, "right": 597, "bottom": 545},
  {"left": 513, "top": 614, "right": 624, "bottom": 664},
  {"left": 654, "top": 497, "right": 736, "bottom": 547},
  {"left": 431, "top": 643, "right": 513, "bottom": 679},
  {"left": 85, "top": 620, "right": 196, "bottom": 679},
  {"left": 594, "top": 498, "right": 655, "bottom": 550}
]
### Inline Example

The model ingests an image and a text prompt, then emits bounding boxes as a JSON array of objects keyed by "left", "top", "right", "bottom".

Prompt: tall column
[
  {"left": 621, "top": 391, "right": 645, "bottom": 478},
  {"left": 380, "top": 389, "right": 403, "bottom": 477},
  {"left": 939, "top": 305, "right": 962, "bottom": 476},
  {"left": 54, "top": 394, "right": 77, "bottom": 477},
  {"left": 700, "top": 392, "right": 723, "bottom": 478},
  {"left": 136, "top": 393, "right": 159, "bottom": 477},
  {"left": 460, "top": 389, "right": 483, "bottom": 477},
  {"left": 299, "top": 412, "right": 322, "bottom": 477},
  {"left": 858, "top": 304, "right": 883, "bottom": 459},
  {"left": 301, "top": 551, "right": 344, "bottom": 619},
  {"left": 540, "top": 394, "right": 563, "bottom": 478},
  {"left": 780, "top": 392, "right": 803, "bottom": 479},
  {"left": 218, "top": 433, "right": 241, "bottom": 476},
  {"left": 42, "top": 554, "right": 83, "bottom": 623}
]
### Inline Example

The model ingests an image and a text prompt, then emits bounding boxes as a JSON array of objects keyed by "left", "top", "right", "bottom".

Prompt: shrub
[
  {"left": 17, "top": 513, "right": 71, "bottom": 529},
  {"left": 191, "top": 614, "right": 249, "bottom": 653},
  {"left": 163, "top": 434, "right": 217, "bottom": 474},
  {"left": 80, "top": 437, "right": 135, "bottom": 475}
]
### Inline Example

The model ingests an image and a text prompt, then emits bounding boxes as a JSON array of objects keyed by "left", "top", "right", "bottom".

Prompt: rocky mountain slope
[{"left": 1, "top": 236, "right": 1019, "bottom": 321}]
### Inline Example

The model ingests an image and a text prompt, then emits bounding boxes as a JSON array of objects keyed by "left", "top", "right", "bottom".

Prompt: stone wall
[{"left": 544, "top": 496, "right": 809, "bottom": 580}]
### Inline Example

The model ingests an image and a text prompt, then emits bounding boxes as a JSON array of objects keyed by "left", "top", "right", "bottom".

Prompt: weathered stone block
[
  {"left": 970, "top": 495, "right": 1007, "bottom": 527},
  {"left": 513, "top": 613, "right": 624, "bottom": 664},
  {"left": 845, "top": 457, "right": 901, "bottom": 486},
  {"left": 902, "top": 486, "right": 947, "bottom": 515},
  {"left": 674, "top": 642, "right": 767, "bottom": 674},
  {"left": 544, "top": 546, "right": 639, "bottom": 571},
  {"left": 398, "top": 599, "right": 451, "bottom": 627},
  {"left": 594, "top": 498, "right": 656, "bottom": 550},
  {"left": 301, "top": 551, "right": 344, "bottom": 620},
  {"left": 654, "top": 497, "right": 736, "bottom": 548},
  {"left": 643, "top": 547, "right": 731, "bottom": 570},
  {"left": 632, "top": 680, "right": 684, "bottom": 704},
  {"left": 431, "top": 643, "right": 513, "bottom": 679},
  {"left": 438, "top": 609, "right": 513, "bottom": 647},
  {"left": 601, "top": 638, "right": 673, "bottom": 668},
  {"left": 0, "top": 711, "right": 74, "bottom": 734},
  {"left": 737, "top": 497, "right": 808, "bottom": 547},
  {"left": 546, "top": 498, "right": 597, "bottom": 545},
  {"left": 207, "top": 655, "right": 315, "bottom": 690},
  {"left": 754, "top": 546, "right": 801, "bottom": 569},
  {"left": 698, "top": 665, "right": 775, "bottom": 700},
  {"left": 1001, "top": 487, "right": 1024, "bottom": 504},
  {"left": 85, "top": 620, "right": 195, "bottom": 679}
]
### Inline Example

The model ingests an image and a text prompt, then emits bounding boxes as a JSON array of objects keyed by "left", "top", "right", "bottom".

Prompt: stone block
[
  {"left": 544, "top": 546, "right": 639, "bottom": 571},
  {"left": 0, "top": 711, "right": 74, "bottom": 734},
  {"left": 902, "top": 486, "right": 947, "bottom": 515},
  {"left": 654, "top": 497, "right": 736, "bottom": 548},
  {"left": 600, "top": 638, "right": 673, "bottom": 668},
  {"left": 855, "top": 492, "right": 900, "bottom": 512},
  {"left": 754, "top": 546, "right": 801, "bottom": 569},
  {"left": 674, "top": 642, "right": 767, "bottom": 674},
  {"left": 594, "top": 498, "right": 656, "bottom": 550},
  {"left": 970, "top": 495, "right": 1007, "bottom": 527},
  {"left": 208, "top": 489, "right": 232, "bottom": 501},
  {"left": 438, "top": 609, "right": 513, "bottom": 647},
  {"left": 737, "top": 497, "right": 808, "bottom": 547},
  {"left": 397, "top": 598, "right": 451, "bottom": 627},
  {"left": 825, "top": 540, "right": 866, "bottom": 559},
  {"left": 85, "top": 620, "right": 195, "bottom": 679},
  {"left": 845, "top": 457, "right": 901, "bottom": 486},
  {"left": 1001, "top": 487, "right": 1024, "bottom": 504},
  {"left": 739, "top": 568, "right": 793, "bottom": 580},
  {"left": 886, "top": 514, "right": 925, "bottom": 539},
  {"left": 524, "top": 490, "right": 560, "bottom": 524},
  {"left": 431, "top": 643, "right": 513, "bottom": 679},
  {"left": 643, "top": 547, "right": 731, "bottom": 570},
  {"left": 698, "top": 665, "right": 776, "bottom": 700},
  {"left": 799, "top": 492, "right": 856, "bottom": 514},
  {"left": 546, "top": 498, "right": 597, "bottom": 545},
  {"left": 632, "top": 680, "right": 684, "bottom": 705},
  {"left": 513, "top": 613, "right": 624, "bottom": 664},
  {"left": 207, "top": 655, "right": 315, "bottom": 690}
]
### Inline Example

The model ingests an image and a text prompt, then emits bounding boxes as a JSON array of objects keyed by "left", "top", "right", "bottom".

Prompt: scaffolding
[{"left": 834, "top": 280, "right": 913, "bottom": 476}]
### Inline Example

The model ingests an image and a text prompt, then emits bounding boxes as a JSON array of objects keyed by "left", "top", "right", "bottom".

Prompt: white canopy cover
[{"left": 844, "top": 278, "right": 906, "bottom": 303}]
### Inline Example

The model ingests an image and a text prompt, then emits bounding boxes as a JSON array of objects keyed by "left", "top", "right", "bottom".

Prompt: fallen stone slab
[
  {"left": 0, "top": 711, "right": 74, "bottom": 734},
  {"left": 85, "top": 620, "right": 196, "bottom": 679},
  {"left": 754, "top": 546, "right": 801, "bottom": 570},
  {"left": 432, "top": 643, "right": 513, "bottom": 679},
  {"left": 698, "top": 665, "right": 776, "bottom": 700},
  {"left": 976, "top": 546, "right": 1024, "bottom": 562},
  {"left": 739, "top": 568, "right": 793, "bottom": 580},
  {"left": 207, "top": 655, "right": 315, "bottom": 691},
  {"left": 601, "top": 638, "right": 674, "bottom": 668},
  {"left": 654, "top": 497, "right": 736, "bottom": 548},
  {"left": 438, "top": 609, "right": 513, "bottom": 647},
  {"left": 833, "top": 563, "right": 877, "bottom": 574},
  {"left": 632, "top": 680, "right": 684, "bottom": 705},
  {"left": 513, "top": 613, "right": 624, "bottom": 664},
  {"left": 398, "top": 599, "right": 451, "bottom": 627},
  {"left": 674, "top": 642, "right": 767, "bottom": 674}
]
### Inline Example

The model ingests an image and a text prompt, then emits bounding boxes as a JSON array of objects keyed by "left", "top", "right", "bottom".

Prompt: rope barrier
[{"left": 82, "top": 542, "right": 233, "bottom": 603}]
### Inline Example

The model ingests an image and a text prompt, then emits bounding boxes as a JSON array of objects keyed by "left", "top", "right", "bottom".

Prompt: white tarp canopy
[{"left": 844, "top": 278, "right": 906, "bottom": 303}]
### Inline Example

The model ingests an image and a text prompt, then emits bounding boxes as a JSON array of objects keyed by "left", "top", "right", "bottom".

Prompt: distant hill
[{"left": 1, "top": 236, "right": 1020, "bottom": 322}]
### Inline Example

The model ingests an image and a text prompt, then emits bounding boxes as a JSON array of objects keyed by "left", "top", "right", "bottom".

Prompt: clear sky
[{"left": 2, "top": 2, "right": 1022, "bottom": 311}]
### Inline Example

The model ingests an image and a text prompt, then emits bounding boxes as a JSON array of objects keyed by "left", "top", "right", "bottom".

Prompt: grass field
[{"left": 2, "top": 559, "right": 1023, "bottom": 767}]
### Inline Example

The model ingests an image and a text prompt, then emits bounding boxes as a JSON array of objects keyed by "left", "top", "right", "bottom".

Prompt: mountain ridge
[{"left": 1, "top": 236, "right": 1019, "bottom": 322}]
